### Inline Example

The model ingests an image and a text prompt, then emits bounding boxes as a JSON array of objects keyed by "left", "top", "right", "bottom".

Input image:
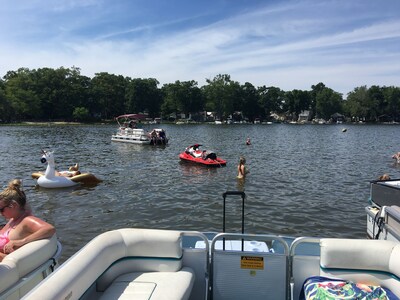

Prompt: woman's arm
[{"left": 5, "top": 217, "right": 55, "bottom": 253}]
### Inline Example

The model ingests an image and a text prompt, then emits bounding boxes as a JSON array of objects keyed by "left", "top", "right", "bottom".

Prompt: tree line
[{"left": 0, "top": 66, "right": 399, "bottom": 123}]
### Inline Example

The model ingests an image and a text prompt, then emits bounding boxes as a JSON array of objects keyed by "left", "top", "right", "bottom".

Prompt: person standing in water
[{"left": 237, "top": 156, "right": 248, "bottom": 179}]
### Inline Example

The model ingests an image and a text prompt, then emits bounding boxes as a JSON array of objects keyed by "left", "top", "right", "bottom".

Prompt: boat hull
[{"left": 111, "top": 135, "right": 150, "bottom": 144}]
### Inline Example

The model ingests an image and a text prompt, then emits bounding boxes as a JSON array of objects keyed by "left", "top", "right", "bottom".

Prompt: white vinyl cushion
[
  {"left": 320, "top": 239, "right": 396, "bottom": 272},
  {"left": 99, "top": 267, "right": 195, "bottom": 300},
  {"left": 23, "top": 229, "right": 190, "bottom": 300},
  {"left": 0, "top": 235, "right": 57, "bottom": 294},
  {"left": 319, "top": 238, "right": 400, "bottom": 296}
]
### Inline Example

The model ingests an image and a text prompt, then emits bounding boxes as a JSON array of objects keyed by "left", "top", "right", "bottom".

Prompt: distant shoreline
[
  {"left": 0, "top": 121, "right": 113, "bottom": 126},
  {"left": 0, "top": 120, "right": 399, "bottom": 126}
]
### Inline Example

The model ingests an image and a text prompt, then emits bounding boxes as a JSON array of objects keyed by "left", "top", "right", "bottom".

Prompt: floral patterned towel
[{"left": 299, "top": 276, "right": 399, "bottom": 300}]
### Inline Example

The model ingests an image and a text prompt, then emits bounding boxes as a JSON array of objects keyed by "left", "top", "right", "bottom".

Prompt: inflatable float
[{"left": 31, "top": 150, "right": 102, "bottom": 188}]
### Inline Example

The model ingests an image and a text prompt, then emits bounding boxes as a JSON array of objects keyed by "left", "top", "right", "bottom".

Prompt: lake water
[{"left": 0, "top": 123, "right": 399, "bottom": 263}]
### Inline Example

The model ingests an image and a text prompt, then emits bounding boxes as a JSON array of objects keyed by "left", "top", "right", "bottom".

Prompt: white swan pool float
[{"left": 32, "top": 150, "right": 101, "bottom": 188}]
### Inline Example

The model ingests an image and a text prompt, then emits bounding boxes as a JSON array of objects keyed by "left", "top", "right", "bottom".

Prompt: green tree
[
  {"left": 202, "top": 74, "right": 238, "bottom": 120},
  {"left": 283, "top": 89, "right": 311, "bottom": 120},
  {"left": 315, "top": 87, "right": 343, "bottom": 120},
  {"left": 241, "top": 82, "right": 260, "bottom": 122},
  {"left": 345, "top": 86, "right": 369, "bottom": 121},
  {"left": 0, "top": 80, "right": 12, "bottom": 122},
  {"left": 310, "top": 82, "right": 326, "bottom": 119},
  {"left": 125, "top": 78, "right": 162, "bottom": 118},
  {"left": 161, "top": 80, "right": 203, "bottom": 120},
  {"left": 3, "top": 68, "right": 41, "bottom": 120},
  {"left": 258, "top": 86, "right": 285, "bottom": 120},
  {"left": 72, "top": 107, "right": 90, "bottom": 122},
  {"left": 33, "top": 67, "right": 72, "bottom": 120},
  {"left": 382, "top": 86, "right": 400, "bottom": 122},
  {"left": 91, "top": 72, "right": 126, "bottom": 119},
  {"left": 64, "top": 67, "right": 92, "bottom": 118}
]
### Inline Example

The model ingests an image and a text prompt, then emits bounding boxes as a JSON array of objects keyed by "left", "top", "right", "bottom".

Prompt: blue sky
[{"left": 0, "top": 0, "right": 399, "bottom": 96}]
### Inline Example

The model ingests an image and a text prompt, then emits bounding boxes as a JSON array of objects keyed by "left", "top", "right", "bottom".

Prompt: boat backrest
[
  {"left": 96, "top": 229, "right": 184, "bottom": 292},
  {"left": 320, "top": 238, "right": 400, "bottom": 297},
  {"left": 290, "top": 238, "right": 400, "bottom": 299},
  {"left": 0, "top": 235, "right": 59, "bottom": 298},
  {"left": 23, "top": 229, "right": 191, "bottom": 300},
  {"left": 211, "top": 233, "right": 289, "bottom": 300}
]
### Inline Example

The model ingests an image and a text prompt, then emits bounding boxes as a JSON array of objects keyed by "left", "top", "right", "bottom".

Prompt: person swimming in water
[
  {"left": 392, "top": 152, "right": 400, "bottom": 163},
  {"left": 0, "top": 179, "right": 55, "bottom": 261}
]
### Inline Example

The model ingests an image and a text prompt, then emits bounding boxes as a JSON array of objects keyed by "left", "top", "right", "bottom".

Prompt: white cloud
[{"left": 0, "top": 0, "right": 399, "bottom": 96}]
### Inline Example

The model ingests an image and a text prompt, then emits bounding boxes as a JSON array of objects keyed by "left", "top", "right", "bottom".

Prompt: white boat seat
[
  {"left": 22, "top": 229, "right": 196, "bottom": 300},
  {"left": 0, "top": 235, "right": 58, "bottom": 297},
  {"left": 98, "top": 267, "right": 195, "bottom": 300},
  {"left": 290, "top": 238, "right": 400, "bottom": 299},
  {"left": 319, "top": 238, "right": 400, "bottom": 296}
]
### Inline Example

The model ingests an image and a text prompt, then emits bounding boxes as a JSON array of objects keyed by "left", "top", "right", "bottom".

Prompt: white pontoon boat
[
  {"left": 23, "top": 192, "right": 400, "bottom": 300},
  {"left": 111, "top": 114, "right": 168, "bottom": 145}
]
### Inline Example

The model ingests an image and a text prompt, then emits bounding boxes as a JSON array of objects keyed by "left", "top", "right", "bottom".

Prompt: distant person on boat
[
  {"left": 0, "top": 179, "right": 55, "bottom": 261},
  {"left": 237, "top": 156, "right": 248, "bottom": 179},
  {"left": 150, "top": 129, "right": 158, "bottom": 145},
  {"left": 188, "top": 144, "right": 202, "bottom": 158},
  {"left": 128, "top": 121, "right": 136, "bottom": 129},
  {"left": 246, "top": 137, "right": 251, "bottom": 145},
  {"left": 158, "top": 129, "right": 166, "bottom": 143},
  {"left": 201, "top": 150, "right": 217, "bottom": 160}
]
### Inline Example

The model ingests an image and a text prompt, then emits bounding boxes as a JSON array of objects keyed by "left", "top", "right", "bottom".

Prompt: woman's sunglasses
[{"left": 0, "top": 205, "right": 9, "bottom": 213}]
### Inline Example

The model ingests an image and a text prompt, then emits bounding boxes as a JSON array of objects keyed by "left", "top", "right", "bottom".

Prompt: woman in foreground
[{"left": 0, "top": 179, "right": 55, "bottom": 262}]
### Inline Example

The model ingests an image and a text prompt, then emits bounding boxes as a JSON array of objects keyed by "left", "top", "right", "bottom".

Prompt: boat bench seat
[
  {"left": 23, "top": 229, "right": 195, "bottom": 300},
  {"left": 0, "top": 235, "right": 58, "bottom": 297},
  {"left": 319, "top": 238, "right": 400, "bottom": 295},
  {"left": 93, "top": 229, "right": 195, "bottom": 299}
]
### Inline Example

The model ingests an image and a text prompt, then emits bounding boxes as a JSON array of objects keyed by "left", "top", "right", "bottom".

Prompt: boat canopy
[
  {"left": 115, "top": 114, "right": 149, "bottom": 127},
  {"left": 115, "top": 113, "right": 148, "bottom": 120}
]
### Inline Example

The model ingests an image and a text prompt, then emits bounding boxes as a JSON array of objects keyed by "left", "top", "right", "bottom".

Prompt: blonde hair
[
  {"left": 0, "top": 179, "right": 27, "bottom": 208},
  {"left": 378, "top": 174, "right": 390, "bottom": 181}
]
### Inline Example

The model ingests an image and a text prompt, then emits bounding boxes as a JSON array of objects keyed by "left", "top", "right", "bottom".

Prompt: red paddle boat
[{"left": 179, "top": 144, "right": 226, "bottom": 167}]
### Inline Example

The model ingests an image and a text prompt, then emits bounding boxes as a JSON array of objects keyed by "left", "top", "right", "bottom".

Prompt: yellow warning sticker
[{"left": 240, "top": 256, "right": 264, "bottom": 270}]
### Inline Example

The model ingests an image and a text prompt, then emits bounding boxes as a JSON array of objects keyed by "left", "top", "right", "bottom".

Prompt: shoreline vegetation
[
  {"left": 1, "top": 119, "right": 399, "bottom": 126},
  {"left": 1, "top": 67, "right": 399, "bottom": 125}
]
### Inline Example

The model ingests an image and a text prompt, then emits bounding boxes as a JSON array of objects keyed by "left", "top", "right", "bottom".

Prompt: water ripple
[{"left": 0, "top": 123, "right": 398, "bottom": 262}]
